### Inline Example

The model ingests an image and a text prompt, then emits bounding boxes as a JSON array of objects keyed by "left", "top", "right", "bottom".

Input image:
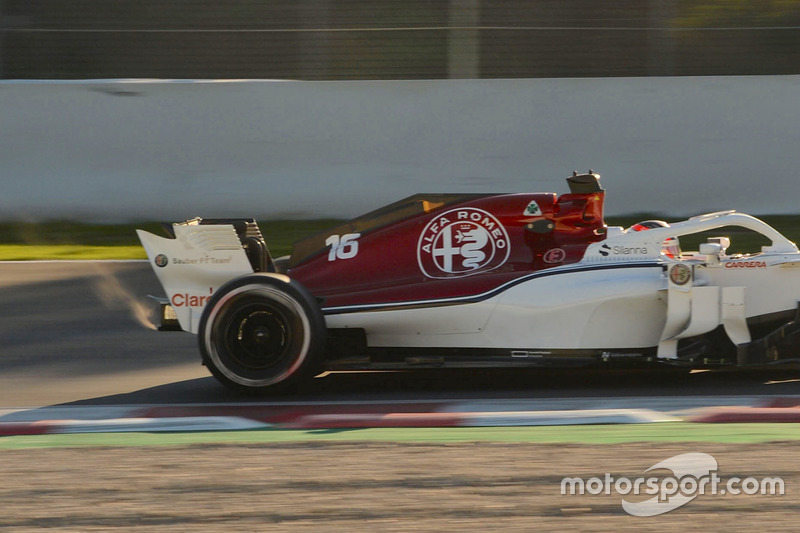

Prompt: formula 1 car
[{"left": 137, "top": 171, "right": 800, "bottom": 392}]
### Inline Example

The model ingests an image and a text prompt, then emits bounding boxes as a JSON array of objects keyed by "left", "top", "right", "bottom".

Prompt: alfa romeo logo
[
  {"left": 669, "top": 264, "right": 692, "bottom": 285},
  {"left": 154, "top": 254, "right": 169, "bottom": 268},
  {"left": 417, "top": 207, "right": 511, "bottom": 278}
]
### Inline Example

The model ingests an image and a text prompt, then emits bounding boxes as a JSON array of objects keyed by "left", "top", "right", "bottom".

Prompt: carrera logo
[
  {"left": 725, "top": 261, "right": 767, "bottom": 269},
  {"left": 417, "top": 207, "right": 510, "bottom": 278}
]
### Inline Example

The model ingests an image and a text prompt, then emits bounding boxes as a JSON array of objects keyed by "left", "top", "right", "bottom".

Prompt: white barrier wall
[{"left": 1, "top": 76, "right": 799, "bottom": 221}]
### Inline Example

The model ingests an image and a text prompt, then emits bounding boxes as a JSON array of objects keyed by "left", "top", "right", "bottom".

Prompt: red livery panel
[{"left": 288, "top": 173, "right": 607, "bottom": 308}]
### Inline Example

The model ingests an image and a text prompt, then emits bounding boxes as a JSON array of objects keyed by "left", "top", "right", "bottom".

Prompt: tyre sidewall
[{"left": 198, "top": 274, "right": 325, "bottom": 392}]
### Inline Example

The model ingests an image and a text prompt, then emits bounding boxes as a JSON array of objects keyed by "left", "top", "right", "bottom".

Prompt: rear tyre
[{"left": 198, "top": 274, "right": 326, "bottom": 393}]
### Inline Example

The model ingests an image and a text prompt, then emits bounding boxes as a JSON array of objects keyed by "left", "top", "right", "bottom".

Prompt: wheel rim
[
  {"left": 204, "top": 285, "right": 312, "bottom": 387},
  {"left": 223, "top": 305, "right": 294, "bottom": 370}
]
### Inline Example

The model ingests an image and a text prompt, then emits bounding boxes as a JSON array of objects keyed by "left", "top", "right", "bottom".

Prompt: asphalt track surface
[{"left": 2, "top": 261, "right": 800, "bottom": 409}]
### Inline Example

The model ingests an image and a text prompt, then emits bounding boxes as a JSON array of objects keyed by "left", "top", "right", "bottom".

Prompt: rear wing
[{"left": 137, "top": 218, "right": 272, "bottom": 333}]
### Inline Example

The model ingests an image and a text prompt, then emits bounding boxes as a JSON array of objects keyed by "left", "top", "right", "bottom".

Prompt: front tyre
[{"left": 198, "top": 274, "right": 326, "bottom": 393}]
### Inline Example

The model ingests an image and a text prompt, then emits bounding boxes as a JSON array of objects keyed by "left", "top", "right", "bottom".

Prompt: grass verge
[
  {"left": 0, "top": 219, "right": 341, "bottom": 260},
  {"left": 0, "top": 245, "right": 147, "bottom": 261}
]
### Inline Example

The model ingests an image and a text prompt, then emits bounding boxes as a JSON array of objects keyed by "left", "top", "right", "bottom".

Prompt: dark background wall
[{"left": 2, "top": 0, "right": 799, "bottom": 80}]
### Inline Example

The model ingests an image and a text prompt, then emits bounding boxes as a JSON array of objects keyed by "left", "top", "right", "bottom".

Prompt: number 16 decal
[{"left": 326, "top": 233, "right": 361, "bottom": 261}]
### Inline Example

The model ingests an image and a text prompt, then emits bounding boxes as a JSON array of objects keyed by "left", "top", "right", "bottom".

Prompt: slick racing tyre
[{"left": 198, "top": 274, "right": 326, "bottom": 393}]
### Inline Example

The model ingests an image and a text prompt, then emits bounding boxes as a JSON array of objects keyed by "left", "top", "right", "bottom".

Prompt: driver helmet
[{"left": 627, "top": 220, "right": 681, "bottom": 259}]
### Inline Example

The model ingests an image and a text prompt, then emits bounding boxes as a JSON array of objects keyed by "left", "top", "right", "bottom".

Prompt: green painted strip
[
  {"left": 0, "top": 244, "right": 146, "bottom": 261},
  {"left": 2, "top": 423, "right": 800, "bottom": 449}
]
